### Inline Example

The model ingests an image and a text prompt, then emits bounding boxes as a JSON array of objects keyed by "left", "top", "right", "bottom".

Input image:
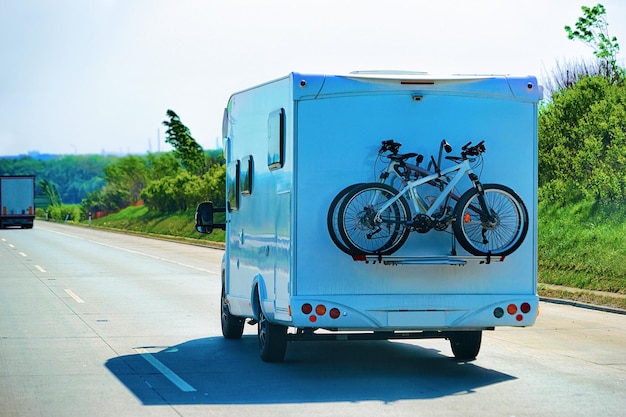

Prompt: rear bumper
[
  {"left": 284, "top": 294, "right": 539, "bottom": 331},
  {"left": 0, "top": 216, "right": 35, "bottom": 227}
]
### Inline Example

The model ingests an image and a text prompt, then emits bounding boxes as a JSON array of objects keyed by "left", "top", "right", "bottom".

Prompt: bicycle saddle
[{"left": 389, "top": 152, "right": 419, "bottom": 162}]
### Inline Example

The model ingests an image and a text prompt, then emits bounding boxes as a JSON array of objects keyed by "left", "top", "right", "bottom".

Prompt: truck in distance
[{"left": 0, "top": 175, "right": 35, "bottom": 229}]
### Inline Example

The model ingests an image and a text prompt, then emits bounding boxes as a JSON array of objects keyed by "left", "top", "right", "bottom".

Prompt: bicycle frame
[
  {"left": 381, "top": 158, "right": 450, "bottom": 193},
  {"left": 374, "top": 158, "right": 475, "bottom": 223}
]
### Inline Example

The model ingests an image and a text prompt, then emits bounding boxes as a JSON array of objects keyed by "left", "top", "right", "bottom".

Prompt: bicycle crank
[{"left": 412, "top": 214, "right": 433, "bottom": 233}]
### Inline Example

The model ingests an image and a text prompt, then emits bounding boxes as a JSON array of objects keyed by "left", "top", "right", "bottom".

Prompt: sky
[{"left": 1, "top": 0, "right": 625, "bottom": 156}]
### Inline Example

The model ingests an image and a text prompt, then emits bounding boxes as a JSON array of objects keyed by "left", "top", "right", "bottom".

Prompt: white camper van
[{"left": 196, "top": 71, "right": 541, "bottom": 362}]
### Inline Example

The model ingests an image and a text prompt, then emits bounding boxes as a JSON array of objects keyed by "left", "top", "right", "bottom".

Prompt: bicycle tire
[
  {"left": 452, "top": 184, "right": 528, "bottom": 256},
  {"left": 327, "top": 184, "right": 363, "bottom": 255},
  {"left": 338, "top": 183, "right": 412, "bottom": 255}
]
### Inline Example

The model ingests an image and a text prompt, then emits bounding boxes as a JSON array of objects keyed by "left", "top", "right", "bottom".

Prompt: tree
[
  {"left": 146, "top": 152, "right": 182, "bottom": 181},
  {"left": 38, "top": 179, "right": 62, "bottom": 206},
  {"left": 162, "top": 110, "right": 205, "bottom": 174},
  {"left": 565, "top": 3, "right": 622, "bottom": 82},
  {"left": 539, "top": 75, "right": 626, "bottom": 205},
  {"left": 82, "top": 184, "right": 130, "bottom": 213},
  {"left": 103, "top": 155, "right": 147, "bottom": 204},
  {"left": 141, "top": 164, "right": 225, "bottom": 213},
  {"left": 0, "top": 154, "right": 111, "bottom": 204},
  {"left": 539, "top": 4, "right": 626, "bottom": 205}
]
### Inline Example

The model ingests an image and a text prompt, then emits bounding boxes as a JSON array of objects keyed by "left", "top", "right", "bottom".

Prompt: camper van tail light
[
  {"left": 301, "top": 303, "right": 341, "bottom": 320},
  {"left": 315, "top": 305, "right": 327, "bottom": 316},
  {"left": 496, "top": 302, "right": 532, "bottom": 320},
  {"left": 507, "top": 304, "right": 518, "bottom": 315}
]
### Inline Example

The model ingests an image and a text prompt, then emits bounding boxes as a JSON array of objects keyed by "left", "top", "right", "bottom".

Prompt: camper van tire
[
  {"left": 221, "top": 284, "right": 245, "bottom": 339},
  {"left": 258, "top": 309, "right": 288, "bottom": 362},
  {"left": 255, "top": 290, "right": 288, "bottom": 362},
  {"left": 449, "top": 330, "right": 482, "bottom": 361},
  {"left": 452, "top": 184, "right": 529, "bottom": 256}
]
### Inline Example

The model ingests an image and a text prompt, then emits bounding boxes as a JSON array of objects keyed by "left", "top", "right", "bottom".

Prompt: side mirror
[{"left": 195, "top": 202, "right": 226, "bottom": 234}]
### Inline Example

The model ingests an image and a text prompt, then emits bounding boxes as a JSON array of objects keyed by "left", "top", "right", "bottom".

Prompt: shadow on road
[{"left": 105, "top": 335, "right": 515, "bottom": 405}]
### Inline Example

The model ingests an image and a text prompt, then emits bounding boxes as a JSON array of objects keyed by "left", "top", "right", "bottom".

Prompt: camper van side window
[
  {"left": 241, "top": 155, "right": 253, "bottom": 195},
  {"left": 227, "top": 160, "right": 240, "bottom": 211},
  {"left": 268, "top": 108, "right": 285, "bottom": 170}
]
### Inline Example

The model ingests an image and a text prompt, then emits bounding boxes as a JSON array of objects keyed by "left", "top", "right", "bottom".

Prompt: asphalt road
[{"left": 1, "top": 222, "right": 624, "bottom": 417}]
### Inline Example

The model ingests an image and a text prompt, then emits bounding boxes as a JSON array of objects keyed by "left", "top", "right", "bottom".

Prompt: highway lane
[
  {"left": 0, "top": 222, "right": 222, "bottom": 417},
  {"left": 1, "top": 221, "right": 625, "bottom": 417}
]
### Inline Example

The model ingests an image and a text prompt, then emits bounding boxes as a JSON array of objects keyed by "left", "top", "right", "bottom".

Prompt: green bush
[
  {"left": 539, "top": 75, "right": 626, "bottom": 205},
  {"left": 46, "top": 204, "right": 83, "bottom": 222},
  {"left": 141, "top": 164, "right": 225, "bottom": 212}
]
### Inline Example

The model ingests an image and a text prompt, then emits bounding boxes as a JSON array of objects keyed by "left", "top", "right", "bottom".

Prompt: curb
[{"left": 539, "top": 296, "right": 626, "bottom": 315}]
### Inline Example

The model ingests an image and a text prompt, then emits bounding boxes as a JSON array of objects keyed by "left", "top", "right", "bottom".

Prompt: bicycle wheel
[
  {"left": 452, "top": 184, "right": 528, "bottom": 256},
  {"left": 338, "top": 183, "right": 411, "bottom": 255},
  {"left": 327, "top": 184, "right": 362, "bottom": 255}
]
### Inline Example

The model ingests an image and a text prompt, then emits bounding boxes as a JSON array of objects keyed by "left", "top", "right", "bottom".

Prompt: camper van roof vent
[{"left": 400, "top": 80, "right": 435, "bottom": 85}]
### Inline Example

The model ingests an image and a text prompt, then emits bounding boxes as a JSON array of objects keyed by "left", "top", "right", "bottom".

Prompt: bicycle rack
[
  {"left": 348, "top": 228, "right": 505, "bottom": 266},
  {"left": 351, "top": 254, "right": 505, "bottom": 266}
]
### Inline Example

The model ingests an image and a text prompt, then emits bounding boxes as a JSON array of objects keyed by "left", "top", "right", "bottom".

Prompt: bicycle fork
[{"left": 467, "top": 173, "right": 496, "bottom": 245}]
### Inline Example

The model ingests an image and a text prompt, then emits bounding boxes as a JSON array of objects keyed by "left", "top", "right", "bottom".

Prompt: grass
[
  {"left": 538, "top": 284, "right": 626, "bottom": 311},
  {"left": 88, "top": 205, "right": 225, "bottom": 247},
  {"left": 538, "top": 199, "right": 626, "bottom": 295}
]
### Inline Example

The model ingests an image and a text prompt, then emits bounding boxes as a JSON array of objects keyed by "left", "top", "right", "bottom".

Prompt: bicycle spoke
[
  {"left": 454, "top": 184, "right": 528, "bottom": 256},
  {"left": 338, "top": 183, "right": 411, "bottom": 255}
]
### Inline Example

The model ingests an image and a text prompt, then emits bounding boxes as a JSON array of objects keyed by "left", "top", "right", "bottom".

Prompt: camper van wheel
[
  {"left": 221, "top": 286, "right": 244, "bottom": 339},
  {"left": 258, "top": 308, "right": 288, "bottom": 362},
  {"left": 449, "top": 330, "right": 482, "bottom": 361}
]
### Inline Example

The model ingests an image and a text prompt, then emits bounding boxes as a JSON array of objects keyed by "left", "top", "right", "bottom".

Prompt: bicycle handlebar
[
  {"left": 380, "top": 139, "right": 485, "bottom": 165},
  {"left": 379, "top": 140, "right": 402, "bottom": 155},
  {"left": 461, "top": 141, "right": 486, "bottom": 158}
]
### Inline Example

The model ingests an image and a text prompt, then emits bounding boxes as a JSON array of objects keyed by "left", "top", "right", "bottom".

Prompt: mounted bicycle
[
  {"left": 327, "top": 139, "right": 428, "bottom": 255},
  {"left": 330, "top": 141, "right": 529, "bottom": 257}
]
